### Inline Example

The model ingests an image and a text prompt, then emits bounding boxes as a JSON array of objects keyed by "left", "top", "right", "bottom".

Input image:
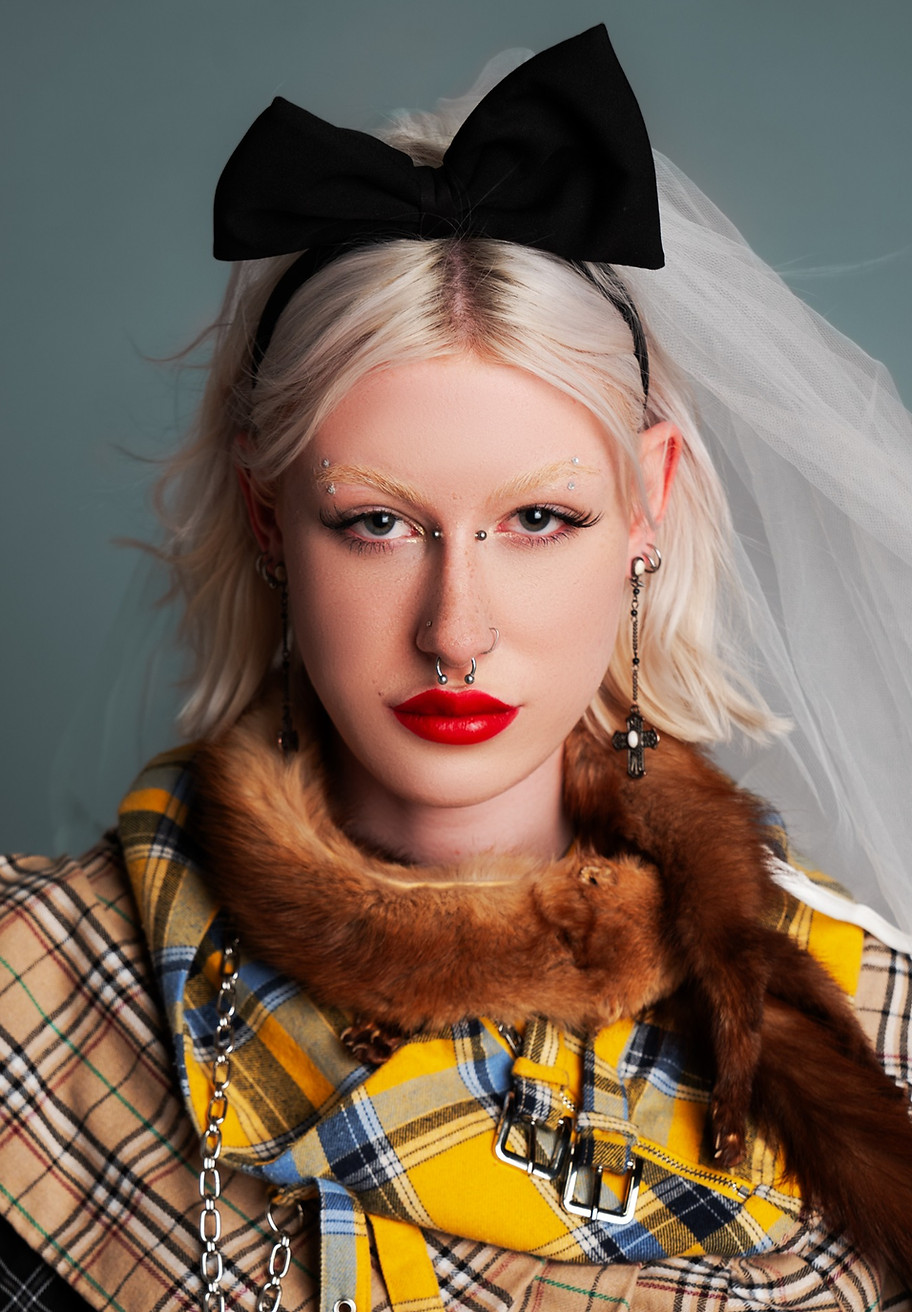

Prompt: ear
[
  {"left": 628, "top": 421, "right": 681, "bottom": 556},
  {"left": 235, "top": 437, "right": 284, "bottom": 562}
]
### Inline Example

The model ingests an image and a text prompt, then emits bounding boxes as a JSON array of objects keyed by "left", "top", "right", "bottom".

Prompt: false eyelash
[
  {"left": 535, "top": 506, "right": 602, "bottom": 530},
  {"left": 507, "top": 505, "right": 603, "bottom": 544},
  {"left": 318, "top": 507, "right": 417, "bottom": 532},
  {"left": 318, "top": 506, "right": 422, "bottom": 555}
]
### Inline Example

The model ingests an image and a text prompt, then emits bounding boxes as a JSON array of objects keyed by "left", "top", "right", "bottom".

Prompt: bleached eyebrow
[
  {"left": 490, "top": 460, "right": 599, "bottom": 501},
  {"left": 313, "top": 463, "right": 423, "bottom": 503},
  {"left": 314, "top": 459, "right": 598, "bottom": 506}
]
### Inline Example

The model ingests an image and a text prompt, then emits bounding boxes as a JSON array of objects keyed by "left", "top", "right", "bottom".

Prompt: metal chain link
[
  {"left": 198, "top": 939, "right": 308, "bottom": 1312},
  {"left": 630, "top": 570, "right": 642, "bottom": 707}
]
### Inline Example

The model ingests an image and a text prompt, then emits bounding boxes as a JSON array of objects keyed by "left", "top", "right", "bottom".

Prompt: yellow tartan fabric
[{"left": 119, "top": 748, "right": 865, "bottom": 1312}]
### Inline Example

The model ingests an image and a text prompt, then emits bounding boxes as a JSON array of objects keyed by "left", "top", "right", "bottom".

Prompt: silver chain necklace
[{"left": 197, "top": 939, "right": 312, "bottom": 1312}]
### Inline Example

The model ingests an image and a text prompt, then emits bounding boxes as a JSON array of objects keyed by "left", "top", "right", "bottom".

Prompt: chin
[{"left": 384, "top": 736, "right": 567, "bottom": 812}]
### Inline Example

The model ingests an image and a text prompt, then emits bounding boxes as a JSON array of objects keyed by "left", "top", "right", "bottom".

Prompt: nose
[{"left": 415, "top": 537, "right": 495, "bottom": 681}]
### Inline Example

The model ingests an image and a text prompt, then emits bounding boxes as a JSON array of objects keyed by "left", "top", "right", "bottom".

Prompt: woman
[{"left": 2, "top": 25, "right": 912, "bottom": 1312}]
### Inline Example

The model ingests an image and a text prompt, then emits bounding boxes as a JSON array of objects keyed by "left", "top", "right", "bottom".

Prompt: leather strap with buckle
[
  {"left": 494, "top": 1090, "right": 573, "bottom": 1181},
  {"left": 494, "top": 1091, "right": 642, "bottom": 1224},
  {"left": 562, "top": 1145, "right": 643, "bottom": 1225}
]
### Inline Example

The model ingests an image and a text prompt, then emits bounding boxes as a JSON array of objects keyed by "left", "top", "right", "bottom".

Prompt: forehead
[{"left": 307, "top": 356, "right": 619, "bottom": 495}]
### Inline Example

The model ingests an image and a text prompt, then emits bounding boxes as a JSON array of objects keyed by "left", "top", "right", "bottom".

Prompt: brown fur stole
[{"left": 192, "top": 690, "right": 912, "bottom": 1281}]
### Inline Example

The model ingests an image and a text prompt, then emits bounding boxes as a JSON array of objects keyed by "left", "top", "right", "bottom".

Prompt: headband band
[{"left": 213, "top": 25, "right": 663, "bottom": 394}]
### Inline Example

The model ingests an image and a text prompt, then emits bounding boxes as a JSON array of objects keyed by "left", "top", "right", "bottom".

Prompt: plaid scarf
[{"left": 118, "top": 744, "right": 865, "bottom": 1312}]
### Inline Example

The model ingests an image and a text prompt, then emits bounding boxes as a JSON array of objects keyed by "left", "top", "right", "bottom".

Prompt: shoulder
[
  {"left": 855, "top": 930, "right": 912, "bottom": 1092},
  {"left": 766, "top": 852, "right": 912, "bottom": 1089},
  {"left": 1, "top": 834, "right": 138, "bottom": 937},
  {"left": 0, "top": 838, "right": 157, "bottom": 1038},
  {"left": 0, "top": 840, "right": 197, "bottom": 1306}
]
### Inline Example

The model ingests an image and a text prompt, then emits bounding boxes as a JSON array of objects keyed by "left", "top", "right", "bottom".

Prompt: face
[{"left": 261, "top": 356, "right": 669, "bottom": 824}]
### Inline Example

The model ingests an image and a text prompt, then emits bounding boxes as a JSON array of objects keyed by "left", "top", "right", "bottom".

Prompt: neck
[{"left": 331, "top": 741, "right": 572, "bottom": 867}]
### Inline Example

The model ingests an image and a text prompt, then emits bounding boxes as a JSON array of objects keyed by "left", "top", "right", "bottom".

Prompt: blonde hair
[{"left": 157, "top": 93, "right": 783, "bottom": 746}]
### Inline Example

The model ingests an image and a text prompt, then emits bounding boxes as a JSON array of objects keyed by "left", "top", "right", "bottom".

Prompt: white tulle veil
[
  {"left": 52, "top": 49, "right": 912, "bottom": 935},
  {"left": 618, "top": 152, "right": 912, "bottom": 931}
]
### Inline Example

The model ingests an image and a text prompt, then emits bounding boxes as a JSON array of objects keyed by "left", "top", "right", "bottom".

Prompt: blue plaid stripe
[
  {"left": 317, "top": 1097, "right": 406, "bottom": 1191},
  {"left": 512, "top": 1077, "right": 556, "bottom": 1123},
  {"left": 620, "top": 1023, "right": 705, "bottom": 1097},
  {"left": 453, "top": 1019, "right": 512, "bottom": 1103},
  {"left": 651, "top": 1172, "right": 743, "bottom": 1239}
]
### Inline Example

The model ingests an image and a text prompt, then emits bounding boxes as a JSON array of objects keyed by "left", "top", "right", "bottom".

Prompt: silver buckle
[
  {"left": 494, "top": 1091, "right": 572, "bottom": 1182},
  {"left": 561, "top": 1146, "right": 643, "bottom": 1225}
]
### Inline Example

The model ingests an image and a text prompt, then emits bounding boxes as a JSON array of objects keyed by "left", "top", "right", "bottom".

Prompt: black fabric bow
[{"left": 213, "top": 25, "right": 664, "bottom": 269}]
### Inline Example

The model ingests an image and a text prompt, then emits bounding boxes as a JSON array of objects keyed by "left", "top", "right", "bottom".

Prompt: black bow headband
[{"left": 214, "top": 25, "right": 664, "bottom": 392}]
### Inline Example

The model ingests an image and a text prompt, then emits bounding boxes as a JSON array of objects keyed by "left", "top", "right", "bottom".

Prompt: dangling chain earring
[
  {"left": 256, "top": 553, "right": 299, "bottom": 755},
  {"left": 612, "top": 547, "right": 661, "bottom": 778}
]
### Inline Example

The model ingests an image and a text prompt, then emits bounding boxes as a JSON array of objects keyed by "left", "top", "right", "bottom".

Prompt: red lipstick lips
[{"left": 392, "top": 689, "right": 519, "bottom": 744}]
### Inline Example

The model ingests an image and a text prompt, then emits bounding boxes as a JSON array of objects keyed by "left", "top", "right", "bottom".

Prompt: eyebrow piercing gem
[
  {"left": 567, "top": 481, "right": 576, "bottom": 490},
  {"left": 326, "top": 483, "right": 336, "bottom": 495},
  {"left": 321, "top": 458, "right": 331, "bottom": 468},
  {"left": 475, "top": 530, "right": 487, "bottom": 540},
  {"left": 571, "top": 456, "right": 580, "bottom": 464}
]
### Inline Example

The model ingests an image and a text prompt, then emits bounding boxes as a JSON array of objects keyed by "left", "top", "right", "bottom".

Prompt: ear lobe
[{"left": 235, "top": 439, "right": 284, "bottom": 560}]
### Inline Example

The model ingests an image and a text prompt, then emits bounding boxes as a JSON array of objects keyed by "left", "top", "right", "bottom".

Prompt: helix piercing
[{"left": 633, "top": 544, "right": 662, "bottom": 577}]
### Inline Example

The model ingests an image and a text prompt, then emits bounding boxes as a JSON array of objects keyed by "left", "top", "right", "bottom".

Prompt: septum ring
[{"left": 436, "top": 657, "right": 476, "bottom": 686}]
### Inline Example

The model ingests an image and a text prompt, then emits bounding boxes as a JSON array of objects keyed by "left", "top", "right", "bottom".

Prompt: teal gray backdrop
[{"left": 3, "top": 0, "right": 910, "bottom": 851}]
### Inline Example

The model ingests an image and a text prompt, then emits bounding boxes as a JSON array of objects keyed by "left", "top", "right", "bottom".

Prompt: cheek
[{"left": 284, "top": 542, "right": 418, "bottom": 691}]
